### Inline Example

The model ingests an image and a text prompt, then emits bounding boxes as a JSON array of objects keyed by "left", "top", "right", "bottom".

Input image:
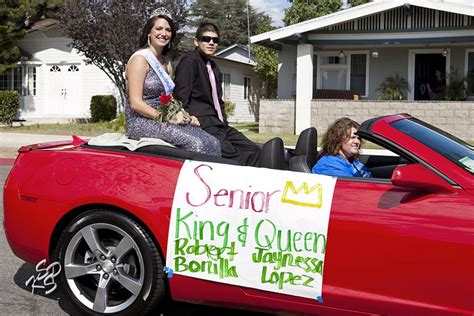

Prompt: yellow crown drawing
[{"left": 281, "top": 181, "right": 323, "bottom": 208}]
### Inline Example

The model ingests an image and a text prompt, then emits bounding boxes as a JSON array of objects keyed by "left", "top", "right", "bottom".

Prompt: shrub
[
  {"left": 106, "top": 111, "right": 127, "bottom": 132},
  {"left": 0, "top": 91, "right": 20, "bottom": 127},
  {"left": 444, "top": 68, "right": 467, "bottom": 101},
  {"left": 90, "top": 95, "right": 117, "bottom": 122},
  {"left": 224, "top": 100, "right": 235, "bottom": 118},
  {"left": 377, "top": 73, "right": 411, "bottom": 100}
]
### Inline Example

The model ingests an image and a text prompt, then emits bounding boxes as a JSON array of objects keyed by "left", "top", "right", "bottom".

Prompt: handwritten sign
[
  {"left": 25, "top": 259, "right": 61, "bottom": 295},
  {"left": 166, "top": 161, "right": 336, "bottom": 299}
]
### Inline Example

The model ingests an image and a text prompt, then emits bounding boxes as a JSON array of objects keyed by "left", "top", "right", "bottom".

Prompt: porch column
[{"left": 295, "top": 44, "right": 313, "bottom": 134}]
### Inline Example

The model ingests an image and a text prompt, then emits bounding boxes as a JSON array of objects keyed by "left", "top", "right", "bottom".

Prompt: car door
[
  {"left": 323, "top": 177, "right": 473, "bottom": 315},
  {"left": 239, "top": 174, "right": 473, "bottom": 315}
]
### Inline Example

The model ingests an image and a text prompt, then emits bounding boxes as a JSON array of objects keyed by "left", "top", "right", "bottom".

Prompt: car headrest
[
  {"left": 294, "top": 127, "right": 318, "bottom": 168},
  {"left": 259, "top": 137, "right": 286, "bottom": 170}
]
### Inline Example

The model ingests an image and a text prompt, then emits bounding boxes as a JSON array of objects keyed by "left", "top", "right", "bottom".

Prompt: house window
[
  {"left": 467, "top": 51, "right": 474, "bottom": 96},
  {"left": 26, "top": 66, "right": 37, "bottom": 96},
  {"left": 322, "top": 56, "right": 346, "bottom": 65},
  {"left": 244, "top": 77, "right": 251, "bottom": 99},
  {"left": 221, "top": 73, "right": 231, "bottom": 100},
  {"left": 318, "top": 52, "right": 367, "bottom": 95},
  {"left": 0, "top": 73, "right": 7, "bottom": 91},
  {"left": 0, "top": 66, "right": 38, "bottom": 96},
  {"left": 320, "top": 55, "right": 348, "bottom": 90},
  {"left": 321, "top": 69, "right": 347, "bottom": 90},
  {"left": 14, "top": 67, "right": 22, "bottom": 92},
  {"left": 0, "top": 68, "right": 22, "bottom": 93},
  {"left": 50, "top": 65, "right": 61, "bottom": 72}
]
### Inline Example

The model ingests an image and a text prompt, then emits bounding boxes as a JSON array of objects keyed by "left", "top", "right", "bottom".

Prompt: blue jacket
[{"left": 312, "top": 154, "right": 372, "bottom": 178}]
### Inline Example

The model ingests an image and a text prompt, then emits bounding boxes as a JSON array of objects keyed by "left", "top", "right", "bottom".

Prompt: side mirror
[{"left": 391, "top": 164, "right": 456, "bottom": 193}]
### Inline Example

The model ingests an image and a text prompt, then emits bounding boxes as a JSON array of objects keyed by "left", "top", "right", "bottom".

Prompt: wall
[
  {"left": 450, "top": 46, "right": 466, "bottom": 76},
  {"left": 368, "top": 48, "right": 409, "bottom": 100},
  {"left": 216, "top": 59, "right": 259, "bottom": 122},
  {"left": 259, "top": 100, "right": 295, "bottom": 134},
  {"left": 277, "top": 45, "right": 297, "bottom": 99},
  {"left": 259, "top": 99, "right": 474, "bottom": 140}
]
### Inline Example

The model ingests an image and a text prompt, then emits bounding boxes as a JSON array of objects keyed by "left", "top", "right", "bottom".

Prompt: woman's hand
[{"left": 189, "top": 115, "right": 200, "bottom": 127}]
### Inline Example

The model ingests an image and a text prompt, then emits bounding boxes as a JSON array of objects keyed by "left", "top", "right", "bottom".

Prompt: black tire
[{"left": 54, "top": 209, "right": 165, "bottom": 315}]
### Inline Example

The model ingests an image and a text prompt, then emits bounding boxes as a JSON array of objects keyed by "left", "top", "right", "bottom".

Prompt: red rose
[{"left": 159, "top": 94, "right": 172, "bottom": 105}]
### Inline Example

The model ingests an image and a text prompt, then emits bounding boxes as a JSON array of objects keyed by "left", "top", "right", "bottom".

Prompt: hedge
[
  {"left": 90, "top": 95, "right": 117, "bottom": 122},
  {"left": 0, "top": 91, "right": 20, "bottom": 127}
]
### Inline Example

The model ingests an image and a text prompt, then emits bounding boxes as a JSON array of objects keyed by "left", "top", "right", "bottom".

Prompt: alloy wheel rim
[{"left": 63, "top": 223, "right": 145, "bottom": 313}]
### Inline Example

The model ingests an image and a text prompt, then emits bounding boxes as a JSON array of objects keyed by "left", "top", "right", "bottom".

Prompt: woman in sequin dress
[{"left": 125, "top": 9, "right": 221, "bottom": 157}]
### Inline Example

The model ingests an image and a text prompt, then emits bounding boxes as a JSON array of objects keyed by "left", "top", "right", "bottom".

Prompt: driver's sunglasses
[{"left": 198, "top": 36, "right": 220, "bottom": 44}]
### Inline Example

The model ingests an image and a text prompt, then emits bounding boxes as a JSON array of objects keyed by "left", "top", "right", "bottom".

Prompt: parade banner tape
[{"left": 166, "top": 160, "right": 337, "bottom": 299}]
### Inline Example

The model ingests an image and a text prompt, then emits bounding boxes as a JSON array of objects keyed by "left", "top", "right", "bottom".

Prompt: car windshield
[{"left": 391, "top": 117, "right": 474, "bottom": 175}]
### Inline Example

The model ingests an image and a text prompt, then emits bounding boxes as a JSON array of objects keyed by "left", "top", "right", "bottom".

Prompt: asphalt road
[{"left": 0, "top": 165, "right": 270, "bottom": 316}]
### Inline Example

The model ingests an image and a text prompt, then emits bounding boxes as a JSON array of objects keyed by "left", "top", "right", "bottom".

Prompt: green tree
[
  {"left": 60, "top": 0, "right": 188, "bottom": 111},
  {"left": 284, "top": 0, "right": 370, "bottom": 26},
  {"left": 252, "top": 21, "right": 278, "bottom": 98},
  {"left": 0, "top": 0, "right": 63, "bottom": 74},
  {"left": 190, "top": 0, "right": 269, "bottom": 49},
  {"left": 28, "top": 0, "right": 63, "bottom": 20},
  {"left": 0, "top": 0, "right": 29, "bottom": 74}
]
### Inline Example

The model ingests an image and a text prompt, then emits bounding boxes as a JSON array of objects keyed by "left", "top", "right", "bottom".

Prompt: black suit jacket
[{"left": 174, "top": 49, "right": 226, "bottom": 122}]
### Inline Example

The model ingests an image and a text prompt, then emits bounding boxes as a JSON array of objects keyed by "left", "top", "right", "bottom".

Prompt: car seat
[
  {"left": 259, "top": 137, "right": 287, "bottom": 170},
  {"left": 289, "top": 127, "right": 318, "bottom": 172}
]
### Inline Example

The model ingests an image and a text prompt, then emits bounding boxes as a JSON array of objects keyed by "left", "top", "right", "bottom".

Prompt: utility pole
[{"left": 247, "top": 0, "right": 251, "bottom": 62}]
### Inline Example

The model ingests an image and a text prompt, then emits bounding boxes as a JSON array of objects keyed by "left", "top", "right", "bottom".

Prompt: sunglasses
[{"left": 198, "top": 36, "right": 220, "bottom": 44}]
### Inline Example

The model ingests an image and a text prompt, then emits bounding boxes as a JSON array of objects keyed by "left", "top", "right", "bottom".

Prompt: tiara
[{"left": 150, "top": 7, "right": 172, "bottom": 19}]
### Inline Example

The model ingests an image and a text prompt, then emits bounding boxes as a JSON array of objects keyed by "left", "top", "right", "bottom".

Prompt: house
[
  {"left": 2, "top": 20, "right": 260, "bottom": 124},
  {"left": 214, "top": 44, "right": 260, "bottom": 122},
  {"left": 251, "top": 0, "right": 474, "bottom": 133},
  {"left": 1, "top": 18, "right": 119, "bottom": 123}
]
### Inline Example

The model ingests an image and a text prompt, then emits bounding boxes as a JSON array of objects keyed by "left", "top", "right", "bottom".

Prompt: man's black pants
[{"left": 199, "top": 116, "right": 260, "bottom": 166}]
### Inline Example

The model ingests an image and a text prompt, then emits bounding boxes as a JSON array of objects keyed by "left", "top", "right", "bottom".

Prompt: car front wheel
[{"left": 54, "top": 210, "right": 165, "bottom": 315}]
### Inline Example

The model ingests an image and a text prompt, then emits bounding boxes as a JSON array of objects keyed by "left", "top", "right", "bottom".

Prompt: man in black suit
[{"left": 174, "top": 23, "right": 260, "bottom": 166}]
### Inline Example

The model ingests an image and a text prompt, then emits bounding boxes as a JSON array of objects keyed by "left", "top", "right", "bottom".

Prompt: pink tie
[{"left": 206, "top": 61, "right": 224, "bottom": 122}]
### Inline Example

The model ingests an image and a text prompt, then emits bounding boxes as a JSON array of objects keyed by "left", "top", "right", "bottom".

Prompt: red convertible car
[{"left": 3, "top": 114, "right": 473, "bottom": 315}]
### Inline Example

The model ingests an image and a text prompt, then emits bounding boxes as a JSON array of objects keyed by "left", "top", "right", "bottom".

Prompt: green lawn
[
  {"left": 3, "top": 121, "right": 470, "bottom": 149},
  {"left": 1, "top": 122, "right": 300, "bottom": 146},
  {"left": 1, "top": 121, "right": 125, "bottom": 136}
]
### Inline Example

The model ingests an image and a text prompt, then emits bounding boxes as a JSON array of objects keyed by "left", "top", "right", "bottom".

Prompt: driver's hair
[{"left": 319, "top": 117, "right": 361, "bottom": 158}]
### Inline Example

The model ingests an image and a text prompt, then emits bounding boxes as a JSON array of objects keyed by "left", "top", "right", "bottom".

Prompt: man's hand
[
  {"left": 170, "top": 110, "right": 199, "bottom": 126},
  {"left": 189, "top": 115, "right": 200, "bottom": 127},
  {"left": 170, "top": 110, "right": 186, "bottom": 124}
]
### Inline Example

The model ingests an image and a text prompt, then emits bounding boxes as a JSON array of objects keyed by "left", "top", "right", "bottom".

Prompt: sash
[{"left": 129, "top": 49, "right": 175, "bottom": 95}]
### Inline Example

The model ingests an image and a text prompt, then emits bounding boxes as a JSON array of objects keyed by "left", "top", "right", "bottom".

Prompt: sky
[{"left": 249, "top": 0, "right": 291, "bottom": 27}]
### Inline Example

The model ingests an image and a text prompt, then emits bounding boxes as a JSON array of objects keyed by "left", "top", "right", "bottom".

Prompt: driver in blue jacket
[{"left": 312, "top": 117, "right": 372, "bottom": 178}]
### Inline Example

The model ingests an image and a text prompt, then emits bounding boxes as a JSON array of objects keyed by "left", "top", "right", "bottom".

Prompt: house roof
[
  {"left": 251, "top": 0, "right": 474, "bottom": 46},
  {"left": 215, "top": 44, "right": 256, "bottom": 65},
  {"left": 216, "top": 44, "right": 249, "bottom": 56},
  {"left": 213, "top": 55, "right": 255, "bottom": 67}
]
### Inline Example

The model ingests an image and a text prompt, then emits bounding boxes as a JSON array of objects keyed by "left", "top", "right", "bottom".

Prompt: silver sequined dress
[{"left": 125, "top": 69, "right": 221, "bottom": 156}]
